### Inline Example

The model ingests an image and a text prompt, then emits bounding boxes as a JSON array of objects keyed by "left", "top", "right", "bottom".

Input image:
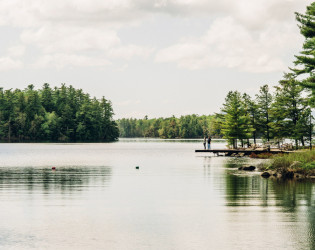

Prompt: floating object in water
[
  {"left": 52, "top": 167, "right": 56, "bottom": 170},
  {"left": 135, "top": 166, "right": 139, "bottom": 169}
]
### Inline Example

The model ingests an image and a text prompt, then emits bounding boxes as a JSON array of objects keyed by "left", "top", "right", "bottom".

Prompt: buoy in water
[
  {"left": 52, "top": 167, "right": 56, "bottom": 170},
  {"left": 135, "top": 166, "right": 139, "bottom": 169}
]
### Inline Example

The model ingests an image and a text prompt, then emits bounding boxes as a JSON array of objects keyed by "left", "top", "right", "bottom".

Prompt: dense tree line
[
  {"left": 117, "top": 115, "right": 222, "bottom": 139},
  {"left": 219, "top": 78, "right": 312, "bottom": 149},
  {"left": 0, "top": 84, "right": 119, "bottom": 142}
]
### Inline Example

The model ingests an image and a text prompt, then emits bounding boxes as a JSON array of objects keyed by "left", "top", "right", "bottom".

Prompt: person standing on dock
[
  {"left": 207, "top": 136, "right": 211, "bottom": 150},
  {"left": 203, "top": 136, "right": 207, "bottom": 150}
]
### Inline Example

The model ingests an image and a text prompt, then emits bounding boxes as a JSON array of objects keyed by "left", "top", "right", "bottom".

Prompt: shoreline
[{"left": 238, "top": 149, "right": 315, "bottom": 180}]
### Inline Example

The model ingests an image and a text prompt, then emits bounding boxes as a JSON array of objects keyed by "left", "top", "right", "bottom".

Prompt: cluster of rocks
[
  {"left": 260, "top": 170, "right": 303, "bottom": 179},
  {"left": 238, "top": 166, "right": 256, "bottom": 171},
  {"left": 228, "top": 152, "right": 246, "bottom": 157},
  {"left": 237, "top": 160, "right": 315, "bottom": 180}
]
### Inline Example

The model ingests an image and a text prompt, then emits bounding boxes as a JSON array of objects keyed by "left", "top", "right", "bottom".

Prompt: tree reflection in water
[
  {"left": 224, "top": 160, "right": 315, "bottom": 249},
  {"left": 0, "top": 166, "right": 112, "bottom": 193}
]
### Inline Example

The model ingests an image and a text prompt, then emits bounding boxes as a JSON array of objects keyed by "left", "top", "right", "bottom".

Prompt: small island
[{"left": 0, "top": 84, "right": 119, "bottom": 142}]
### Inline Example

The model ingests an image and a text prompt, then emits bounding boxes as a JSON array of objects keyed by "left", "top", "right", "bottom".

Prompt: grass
[{"left": 269, "top": 150, "right": 315, "bottom": 175}]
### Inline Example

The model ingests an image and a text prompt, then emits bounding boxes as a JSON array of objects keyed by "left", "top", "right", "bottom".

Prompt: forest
[
  {"left": 0, "top": 84, "right": 119, "bottom": 142},
  {"left": 118, "top": 115, "right": 222, "bottom": 139},
  {"left": 117, "top": 76, "right": 312, "bottom": 147}
]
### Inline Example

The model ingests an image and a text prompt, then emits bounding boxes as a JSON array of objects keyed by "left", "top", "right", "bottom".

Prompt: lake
[{"left": 0, "top": 139, "right": 314, "bottom": 250}]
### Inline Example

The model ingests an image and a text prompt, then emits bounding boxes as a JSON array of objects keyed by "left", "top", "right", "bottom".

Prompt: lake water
[{"left": 0, "top": 139, "right": 314, "bottom": 250}]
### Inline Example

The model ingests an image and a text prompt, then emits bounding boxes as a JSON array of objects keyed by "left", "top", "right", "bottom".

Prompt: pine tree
[
  {"left": 291, "top": 3, "right": 315, "bottom": 105},
  {"left": 256, "top": 85, "right": 273, "bottom": 142},
  {"left": 221, "top": 91, "right": 251, "bottom": 149}
]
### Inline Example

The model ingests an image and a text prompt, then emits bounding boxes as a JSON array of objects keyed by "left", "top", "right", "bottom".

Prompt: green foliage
[
  {"left": 0, "top": 84, "right": 119, "bottom": 142},
  {"left": 271, "top": 74, "right": 311, "bottom": 148},
  {"left": 220, "top": 91, "right": 252, "bottom": 148},
  {"left": 117, "top": 114, "right": 222, "bottom": 139},
  {"left": 271, "top": 150, "right": 315, "bottom": 170},
  {"left": 256, "top": 85, "right": 273, "bottom": 141},
  {"left": 292, "top": 3, "right": 315, "bottom": 105},
  {"left": 218, "top": 77, "right": 312, "bottom": 148}
]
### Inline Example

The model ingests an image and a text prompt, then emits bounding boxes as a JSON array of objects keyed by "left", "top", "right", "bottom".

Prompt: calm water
[{"left": 0, "top": 139, "right": 314, "bottom": 250}]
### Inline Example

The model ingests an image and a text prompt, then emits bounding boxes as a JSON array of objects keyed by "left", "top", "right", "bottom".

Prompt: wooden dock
[{"left": 195, "top": 149, "right": 287, "bottom": 156}]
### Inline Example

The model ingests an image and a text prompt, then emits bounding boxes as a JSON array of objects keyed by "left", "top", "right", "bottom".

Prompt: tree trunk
[{"left": 233, "top": 139, "right": 237, "bottom": 149}]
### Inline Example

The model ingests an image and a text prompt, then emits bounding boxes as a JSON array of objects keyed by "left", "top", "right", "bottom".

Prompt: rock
[
  {"left": 243, "top": 166, "right": 256, "bottom": 171},
  {"left": 281, "top": 170, "right": 294, "bottom": 179},
  {"left": 239, "top": 153, "right": 245, "bottom": 157},
  {"left": 261, "top": 172, "right": 271, "bottom": 178},
  {"left": 231, "top": 153, "right": 237, "bottom": 157},
  {"left": 238, "top": 166, "right": 255, "bottom": 171}
]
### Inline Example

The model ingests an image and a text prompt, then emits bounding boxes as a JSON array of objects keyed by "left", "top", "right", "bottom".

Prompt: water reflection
[
  {"left": 0, "top": 142, "right": 314, "bottom": 249},
  {"left": 0, "top": 166, "right": 112, "bottom": 193},
  {"left": 224, "top": 161, "right": 315, "bottom": 249}
]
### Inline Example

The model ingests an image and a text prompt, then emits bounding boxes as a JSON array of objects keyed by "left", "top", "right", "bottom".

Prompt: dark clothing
[{"left": 207, "top": 137, "right": 211, "bottom": 144}]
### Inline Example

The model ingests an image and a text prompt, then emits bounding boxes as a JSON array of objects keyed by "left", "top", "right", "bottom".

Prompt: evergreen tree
[
  {"left": 292, "top": 3, "right": 315, "bottom": 105},
  {"left": 256, "top": 85, "right": 273, "bottom": 142},
  {"left": 243, "top": 93, "right": 259, "bottom": 145},
  {"left": 0, "top": 84, "right": 119, "bottom": 142},
  {"left": 221, "top": 91, "right": 251, "bottom": 149},
  {"left": 272, "top": 74, "right": 311, "bottom": 149}
]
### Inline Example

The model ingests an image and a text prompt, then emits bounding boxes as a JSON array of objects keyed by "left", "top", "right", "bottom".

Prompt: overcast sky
[{"left": 0, "top": 0, "right": 312, "bottom": 118}]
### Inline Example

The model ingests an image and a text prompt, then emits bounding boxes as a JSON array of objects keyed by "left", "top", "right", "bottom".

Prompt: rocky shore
[{"left": 238, "top": 161, "right": 315, "bottom": 180}]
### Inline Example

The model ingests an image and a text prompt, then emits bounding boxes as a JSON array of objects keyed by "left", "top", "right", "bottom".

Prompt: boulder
[
  {"left": 281, "top": 170, "right": 294, "bottom": 179},
  {"left": 261, "top": 172, "right": 271, "bottom": 178},
  {"left": 243, "top": 166, "right": 256, "bottom": 171}
]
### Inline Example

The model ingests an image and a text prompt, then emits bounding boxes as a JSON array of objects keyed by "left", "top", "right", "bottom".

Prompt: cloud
[
  {"left": 7, "top": 45, "right": 25, "bottom": 58},
  {"left": 0, "top": 0, "right": 309, "bottom": 28},
  {"left": 156, "top": 16, "right": 301, "bottom": 73},
  {"left": 0, "top": 57, "right": 23, "bottom": 71},
  {"left": 32, "top": 54, "right": 111, "bottom": 69},
  {"left": 19, "top": 24, "right": 152, "bottom": 68},
  {"left": 0, "top": 0, "right": 310, "bottom": 70}
]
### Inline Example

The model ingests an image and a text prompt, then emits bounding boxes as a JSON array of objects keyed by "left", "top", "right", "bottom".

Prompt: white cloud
[
  {"left": 0, "top": 0, "right": 310, "bottom": 71},
  {"left": 7, "top": 45, "right": 25, "bottom": 57},
  {"left": 156, "top": 16, "right": 302, "bottom": 73},
  {"left": 32, "top": 54, "right": 111, "bottom": 69},
  {"left": 21, "top": 26, "right": 121, "bottom": 53},
  {"left": 0, "top": 57, "right": 23, "bottom": 71}
]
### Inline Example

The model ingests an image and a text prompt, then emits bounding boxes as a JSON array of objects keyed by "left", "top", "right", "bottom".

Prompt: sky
[{"left": 0, "top": 0, "right": 312, "bottom": 119}]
